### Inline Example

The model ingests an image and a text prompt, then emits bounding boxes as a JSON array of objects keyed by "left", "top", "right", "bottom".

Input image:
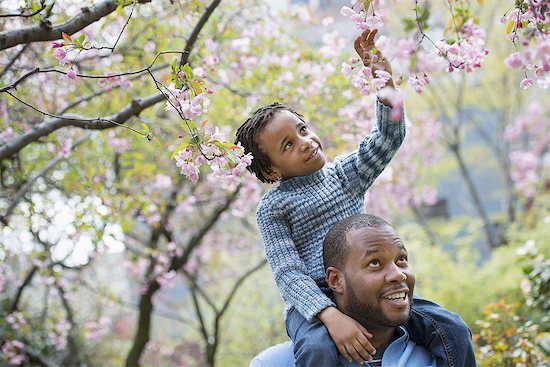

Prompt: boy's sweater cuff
[{"left": 376, "top": 98, "right": 406, "bottom": 137}]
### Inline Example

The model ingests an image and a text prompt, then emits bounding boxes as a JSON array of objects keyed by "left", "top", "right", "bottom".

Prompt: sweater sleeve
[
  {"left": 334, "top": 98, "right": 406, "bottom": 196},
  {"left": 257, "top": 200, "right": 335, "bottom": 322}
]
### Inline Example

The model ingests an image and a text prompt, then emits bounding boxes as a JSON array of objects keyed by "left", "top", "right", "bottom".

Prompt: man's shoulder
[{"left": 249, "top": 341, "right": 294, "bottom": 367}]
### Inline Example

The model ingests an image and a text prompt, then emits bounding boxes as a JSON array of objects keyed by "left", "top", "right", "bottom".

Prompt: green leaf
[
  {"left": 171, "top": 142, "right": 189, "bottom": 159},
  {"left": 182, "top": 63, "right": 193, "bottom": 79},
  {"left": 190, "top": 80, "right": 204, "bottom": 96},
  {"left": 506, "top": 20, "right": 515, "bottom": 34},
  {"left": 170, "top": 59, "right": 178, "bottom": 73},
  {"left": 402, "top": 18, "right": 416, "bottom": 32},
  {"left": 116, "top": 5, "right": 123, "bottom": 17},
  {"left": 141, "top": 123, "right": 150, "bottom": 134}
]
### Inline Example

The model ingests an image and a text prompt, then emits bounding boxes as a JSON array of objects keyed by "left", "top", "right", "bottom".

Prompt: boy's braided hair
[{"left": 235, "top": 102, "right": 306, "bottom": 184}]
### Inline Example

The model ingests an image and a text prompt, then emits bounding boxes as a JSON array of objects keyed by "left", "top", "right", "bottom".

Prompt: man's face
[
  {"left": 256, "top": 110, "right": 325, "bottom": 180},
  {"left": 340, "top": 225, "right": 415, "bottom": 330}
]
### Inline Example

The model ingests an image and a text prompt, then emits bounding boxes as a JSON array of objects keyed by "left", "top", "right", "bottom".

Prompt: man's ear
[{"left": 326, "top": 267, "right": 345, "bottom": 294}]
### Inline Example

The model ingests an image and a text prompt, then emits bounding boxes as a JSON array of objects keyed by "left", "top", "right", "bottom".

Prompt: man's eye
[
  {"left": 397, "top": 256, "right": 408, "bottom": 263},
  {"left": 368, "top": 260, "right": 381, "bottom": 268},
  {"left": 300, "top": 126, "right": 307, "bottom": 133}
]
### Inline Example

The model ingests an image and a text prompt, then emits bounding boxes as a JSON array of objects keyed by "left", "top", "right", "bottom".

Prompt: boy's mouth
[{"left": 306, "top": 146, "right": 320, "bottom": 161}]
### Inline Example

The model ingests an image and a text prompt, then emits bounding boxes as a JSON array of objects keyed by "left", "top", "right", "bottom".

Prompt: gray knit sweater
[{"left": 256, "top": 99, "right": 406, "bottom": 322}]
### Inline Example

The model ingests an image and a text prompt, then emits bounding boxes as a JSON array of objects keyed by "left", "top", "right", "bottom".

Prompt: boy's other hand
[{"left": 318, "top": 306, "right": 375, "bottom": 365}]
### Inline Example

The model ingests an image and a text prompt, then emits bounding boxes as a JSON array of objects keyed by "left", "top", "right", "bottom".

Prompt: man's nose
[{"left": 386, "top": 263, "right": 407, "bottom": 283}]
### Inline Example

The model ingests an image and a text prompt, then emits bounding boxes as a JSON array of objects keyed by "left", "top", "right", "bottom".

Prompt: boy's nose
[{"left": 300, "top": 139, "right": 313, "bottom": 152}]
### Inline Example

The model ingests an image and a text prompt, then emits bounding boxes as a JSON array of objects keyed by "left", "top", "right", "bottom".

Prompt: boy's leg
[
  {"left": 405, "top": 297, "right": 477, "bottom": 367},
  {"left": 286, "top": 307, "right": 339, "bottom": 367}
]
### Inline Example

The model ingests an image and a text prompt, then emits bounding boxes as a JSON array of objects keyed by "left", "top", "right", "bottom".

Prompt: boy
[{"left": 236, "top": 29, "right": 474, "bottom": 366}]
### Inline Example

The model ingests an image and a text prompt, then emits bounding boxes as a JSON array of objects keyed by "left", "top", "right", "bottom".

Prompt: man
[{"left": 250, "top": 214, "right": 476, "bottom": 367}]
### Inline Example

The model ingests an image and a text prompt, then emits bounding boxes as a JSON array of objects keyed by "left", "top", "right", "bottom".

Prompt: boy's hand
[
  {"left": 318, "top": 307, "right": 375, "bottom": 365},
  {"left": 354, "top": 29, "right": 394, "bottom": 89}
]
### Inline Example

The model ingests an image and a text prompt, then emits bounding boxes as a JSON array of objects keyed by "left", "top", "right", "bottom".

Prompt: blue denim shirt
[
  {"left": 406, "top": 298, "right": 477, "bottom": 367},
  {"left": 250, "top": 326, "right": 436, "bottom": 367}
]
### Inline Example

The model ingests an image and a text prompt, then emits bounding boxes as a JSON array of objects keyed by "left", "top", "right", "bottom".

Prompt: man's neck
[{"left": 367, "top": 326, "right": 398, "bottom": 350}]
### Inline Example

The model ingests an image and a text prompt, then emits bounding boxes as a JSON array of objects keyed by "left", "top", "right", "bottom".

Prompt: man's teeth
[{"left": 385, "top": 292, "right": 406, "bottom": 300}]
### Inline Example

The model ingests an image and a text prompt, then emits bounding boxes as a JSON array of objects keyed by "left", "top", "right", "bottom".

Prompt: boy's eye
[
  {"left": 397, "top": 255, "right": 408, "bottom": 264},
  {"left": 284, "top": 141, "right": 293, "bottom": 150},
  {"left": 299, "top": 126, "right": 307, "bottom": 134},
  {"left": 368, "top": 260, "right": 381, "bottom": 268}
]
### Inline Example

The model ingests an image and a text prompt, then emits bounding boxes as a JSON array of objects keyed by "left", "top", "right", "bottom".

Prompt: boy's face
[{"left": 256, "top": 110, "right": 326, "bottom": 180}]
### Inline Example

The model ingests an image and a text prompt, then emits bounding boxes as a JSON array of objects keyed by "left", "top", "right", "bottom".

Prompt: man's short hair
[{"left": 323, "top": 214, "right": 391, "bottom": 271}]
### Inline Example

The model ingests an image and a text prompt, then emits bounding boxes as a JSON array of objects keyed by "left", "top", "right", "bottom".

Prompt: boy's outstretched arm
[{"left": 318, "top": 306, "right": 375, "bottom": 365}]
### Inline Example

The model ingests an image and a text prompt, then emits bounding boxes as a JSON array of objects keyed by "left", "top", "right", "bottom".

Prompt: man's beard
[{"left": 344, "top": 280, "right": 411, "bottom": 328}]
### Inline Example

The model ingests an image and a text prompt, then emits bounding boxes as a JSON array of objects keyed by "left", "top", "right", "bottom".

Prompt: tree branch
[
  {"left": 0, "top": 0, "right": 151, "bottom": 51},
  {"left": 0, "top": 93, "right": 164, "bottom": 160},
  {"left": 9, "top": 265, "right": 38, "bottom": 313},
  {"left": 179, "top": 0, "right": 222, "bottom": 68}
]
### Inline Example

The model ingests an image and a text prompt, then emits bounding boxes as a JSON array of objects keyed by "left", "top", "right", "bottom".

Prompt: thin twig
[
  {"left": 3, "top": 90, "right": 147, "bottom": 136},
  {"left": 0, "top": 4, "right": 47, "bottom": 18}
]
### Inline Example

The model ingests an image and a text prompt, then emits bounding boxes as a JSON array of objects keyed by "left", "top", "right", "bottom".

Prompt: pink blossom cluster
[
  {"left": 84, "top": 316, "right": 111, "bottom": 341},
  {"left": 342, "top": 59, "right": 387, "bottom": 94},
  {"left": 49, "top": 320, "right": 71, "bottom": 351},
  {"left": 98, "top": 74, "right": 133, "bottom": 91},
  {"left": 51, "top": 41, "right": 72, "bottom": 66},
  {"left": 107, "top": 130, "right": 131, "bottom": 154},
  {"left": 124, "top": 257, "right": 149, "bottom": 279},
  {"left": 501, "top": 1, "right": 550, "bottom": 89},
  {"left": 165, "top": 87, "right": 210, "bottom": 121},
  {"left": 340, "top": 6, "right": 384, "bottom": 30},
  {"left": 1, "top": 340, "right": 25, "bottom": 365},
  {"left": 505, "top": 102, "right": 550, "bottom": 198},
  {"left": 176, "top": 195, "right": 197, "bottom": 213},
  {"left": 6, "top": 312, "right": 27, "bottom": 331},
  {"left": 202, "top": 39, "right": 221, "bottom": 72},
  {"left": 174, "top": 127, "right": 253, "bottom": 183},
  {"left": 51, "top": 41, "right": 78, "bottom": 80},
  {"left": 435, "top": 19, "right": 489, "bottom": 73},
  {"left": 59, "top": 138, "right": 72, "bottom": 158},
  {"left": 340, "top": 5, "right": 488, "bottom": 95}
]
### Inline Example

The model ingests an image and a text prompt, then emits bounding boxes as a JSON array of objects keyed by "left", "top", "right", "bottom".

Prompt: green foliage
[
  {"left": 521, "top": 250, "right": 550, "bottom": 314},
  {"left": 400, "top": 218, "right": 524, "bottom": 327},
  {"left": 474, "top": 301, "right": 549, "bottom": 366}
]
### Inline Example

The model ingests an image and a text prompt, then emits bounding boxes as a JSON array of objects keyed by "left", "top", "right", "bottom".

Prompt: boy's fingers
[
  {"left": 358, "top": 325, "right": 373, "bottom": 339},
  {"left": 366, "top": 28, "right": 378, "bottom": 44},
  {"left": 354, "top": 36, "right": 362, "bottom": 54},
  {"left": 338, "top": 345, "right": 353, "bottom": 364},
  {"left": 348, "top": 346, "right": 364, "bottom": 364},
  {"left": 357, "top": 334, "right": 376, "bottom": 355},
  {"left": 350, "top": 344, "right": 372, "bottom": 364}
]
